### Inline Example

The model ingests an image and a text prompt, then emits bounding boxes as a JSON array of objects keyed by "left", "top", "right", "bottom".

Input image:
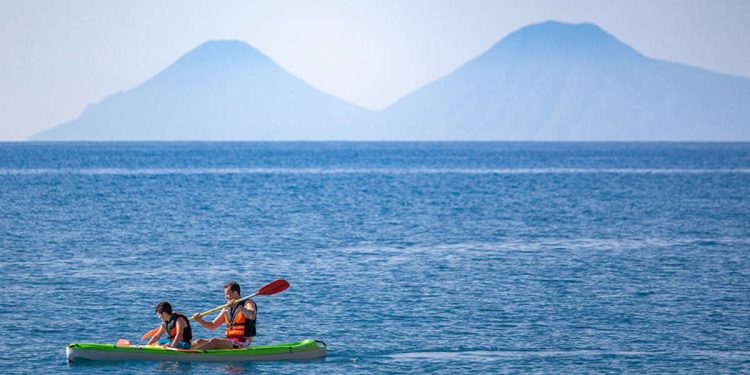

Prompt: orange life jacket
[{"left": 224, "top": 300, "right": 257, "bottom": 338}]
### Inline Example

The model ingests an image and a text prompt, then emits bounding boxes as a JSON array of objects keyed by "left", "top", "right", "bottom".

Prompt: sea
[{"left": 1, "top": 142, "right": 749, "bottom": 374}]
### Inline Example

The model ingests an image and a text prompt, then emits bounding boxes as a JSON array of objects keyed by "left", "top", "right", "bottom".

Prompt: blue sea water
[{"left": 1, "top": 142, "right": 749, "bottom": 374}]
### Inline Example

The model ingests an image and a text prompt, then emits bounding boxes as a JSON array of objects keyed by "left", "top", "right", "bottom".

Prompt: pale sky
[{"left": 1, "top": 0, "right": 748, "bottom": 140}]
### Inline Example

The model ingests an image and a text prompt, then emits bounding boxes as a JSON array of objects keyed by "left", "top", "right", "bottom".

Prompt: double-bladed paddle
[{"left": 139, "top": 279, "right": 290, "bottom": 341}]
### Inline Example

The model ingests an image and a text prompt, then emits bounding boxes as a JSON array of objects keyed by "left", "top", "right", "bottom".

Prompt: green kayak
[{"left": 66, "top": 339, "right": 326, "bottom": 362}]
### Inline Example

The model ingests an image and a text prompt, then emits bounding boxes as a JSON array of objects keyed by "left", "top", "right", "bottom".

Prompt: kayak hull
[{"left": 66, "top": 339, "right": 326, "bottom": 362}]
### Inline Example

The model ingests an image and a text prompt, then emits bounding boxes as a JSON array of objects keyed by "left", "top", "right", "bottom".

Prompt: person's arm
[
  {"left": 239, "top": 300, "right": 256, "bottom": 320},
  {"left": 146, "top": 326, "right": 165, "bottom": 346},
  {"left": 222, "top": 304, "right": 233, "bottom": 325},
  {"left": 171, "top": 318, "right": 186, "bottom": 347},
  {"left": 192, "top": 312, "right": 225, "bottom": 330}
]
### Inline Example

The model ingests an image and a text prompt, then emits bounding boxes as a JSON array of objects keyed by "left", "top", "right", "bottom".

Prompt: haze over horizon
[{"left": 2, "top": 1, "right": 749, "bottom": 140}]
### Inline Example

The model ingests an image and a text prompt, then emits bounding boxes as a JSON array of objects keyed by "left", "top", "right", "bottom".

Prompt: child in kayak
[
  {"left": 191, "top": 281, "right": 257, "bottom": 349},
  {"left": 146, "top": 301, "right": 193, "bottom": 349}
]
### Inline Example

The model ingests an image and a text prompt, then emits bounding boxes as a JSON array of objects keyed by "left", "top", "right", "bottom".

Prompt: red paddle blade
[
  {"left": 140, "top": 326, "right": 160, "bottom": 341},
  {"left": 256, "top": 279, "right": 290, "bottom": 296}
]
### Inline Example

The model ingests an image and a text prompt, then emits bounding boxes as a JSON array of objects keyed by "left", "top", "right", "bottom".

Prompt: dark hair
[
  {"left": 224, "top": 281, "right": 241, "bottom": 295},
  {"left": 155, "top": 301, "right": 173, "bottom": 314}
]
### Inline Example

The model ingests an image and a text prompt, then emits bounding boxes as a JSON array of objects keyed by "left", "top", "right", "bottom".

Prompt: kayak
[{"left": 66, "top": 339, "right": 326, "bottom": 362}]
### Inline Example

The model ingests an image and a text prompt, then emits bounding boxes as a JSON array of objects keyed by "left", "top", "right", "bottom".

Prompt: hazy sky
[{"left": 1, "top": 0, "right": 748, "bottom": 140}]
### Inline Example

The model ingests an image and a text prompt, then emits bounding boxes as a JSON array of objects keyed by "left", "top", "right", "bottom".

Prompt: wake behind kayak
[{"left": 66, "top": 339, "right": 326, "bottom": 362}]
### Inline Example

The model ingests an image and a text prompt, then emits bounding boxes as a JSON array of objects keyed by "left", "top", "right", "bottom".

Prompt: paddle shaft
[
  {"left": 190, "top": 293, "right": 257, "bottom": 320},
  {"left": 192, "top": 278, "right": 288, "bottom": 319}
]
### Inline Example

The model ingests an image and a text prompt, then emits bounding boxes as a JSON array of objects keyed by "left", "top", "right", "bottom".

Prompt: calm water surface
[{"left": 1, "top": 142, "right": 749, "bottom": 373}]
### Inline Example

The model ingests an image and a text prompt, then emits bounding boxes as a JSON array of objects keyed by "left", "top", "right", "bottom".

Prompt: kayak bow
[{"left": 66, "top": 339, "right": 326, "bottom": 362}]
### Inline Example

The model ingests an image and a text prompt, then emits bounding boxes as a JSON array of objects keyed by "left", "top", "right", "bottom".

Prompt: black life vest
[
  {"left": 225, "top": 300, "right": 257, "bottom": 338},
  {"left": 163, "top": 312, "right": 193, "bottom": 342}
]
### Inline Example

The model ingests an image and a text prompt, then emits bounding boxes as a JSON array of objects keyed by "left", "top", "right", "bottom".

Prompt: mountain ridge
[
  {"left": 369, "top": 21, "right": 750, "bottom": 140},
  {"left": 31, "top": 39, "right": 373, "bottom": 140},
  {"left": 31, "top": 21, "right": 750, "bottom": 141}
]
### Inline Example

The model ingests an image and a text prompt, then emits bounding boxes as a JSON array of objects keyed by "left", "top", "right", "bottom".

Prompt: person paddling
[
  {"left": 191, "top": 281, "right": 257, "bottom": 349},
  {"left": 146, "top": 302, "right": 193, "bottom": 349}
]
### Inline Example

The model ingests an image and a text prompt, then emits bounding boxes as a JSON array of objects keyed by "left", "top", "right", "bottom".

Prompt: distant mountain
[
  {"left": 31, "top": 40, "right": 372, "bottom": 140},
  {"left": 32, "top": 21, "right": 750, "bottom": 141},
  {"left": 371, "top": 21, "right": 750, "bottom": 140}
]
